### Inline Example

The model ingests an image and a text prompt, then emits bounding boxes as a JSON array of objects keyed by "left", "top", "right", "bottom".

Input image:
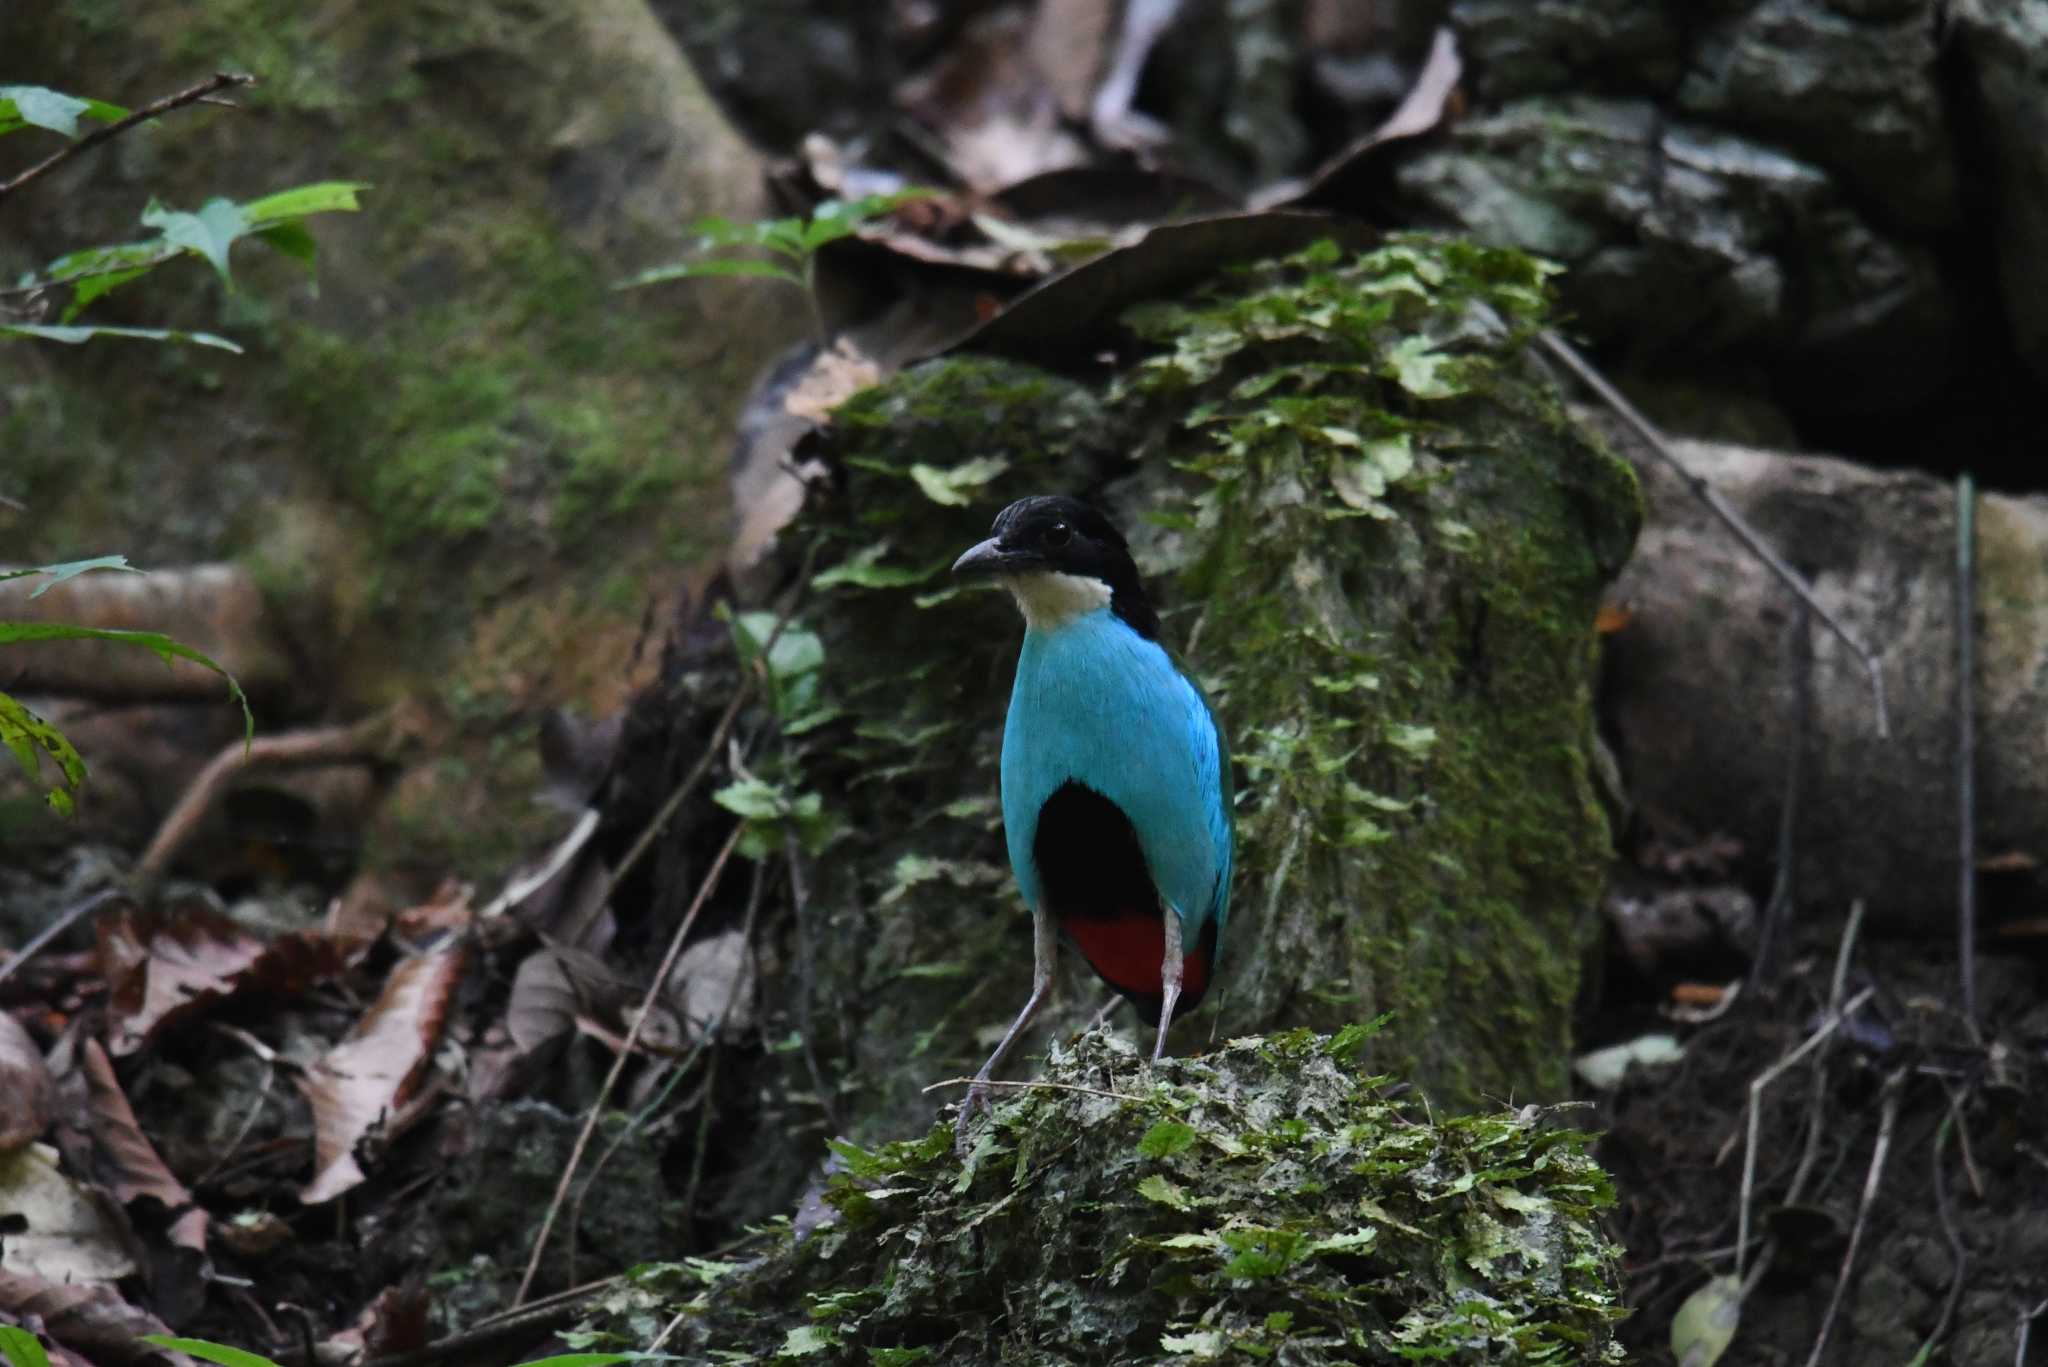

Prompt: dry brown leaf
[
  {"left": 97, "top": 902, "right": 345, "bottom": 1056},
  {"left": 0, "top": 1012, "right": 54, "bottom": 1149},
  {"left": 321, "top": 1279, "right": 431, "bottom": 1363},
  {"left": 506, "top": 946, "right": 621, "bottom": 1056},
  {"left": 0, "top": 1267, "right": 178, "bottom": 1365},
  {"left": 0, "top": 1143, "right": 137, "bottom": 1284},
  {"left": 298, "top": 943, "right": 468, "bottom": 1205},
  {"left": 896, "top": 8, "right": 1089, "bottom": 192},
  {"left": 77, "top": 1039, "right": 190, "bottom": 1210},
  {"left": 1595, "top": 600, "right": 1635, "bottom": 634},
  {"left": 1978, "top": 849, "right": 2039, "bottom": 873},
  {"left": 1275, "top": 26, "right": 1465, "bottom": 209},
  {"left": 391, "top": 879, "right": 474, "bottom": 943}
]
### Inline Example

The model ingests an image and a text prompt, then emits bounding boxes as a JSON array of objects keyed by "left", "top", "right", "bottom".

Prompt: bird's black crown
[{"left": 954, "top": 494, "right": 1160, "bottom": 639}]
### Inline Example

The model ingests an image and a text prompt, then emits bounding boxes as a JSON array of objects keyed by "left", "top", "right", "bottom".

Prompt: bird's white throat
[{"left": 1002, "top": 571, "right": 1113, "bottom": 630}]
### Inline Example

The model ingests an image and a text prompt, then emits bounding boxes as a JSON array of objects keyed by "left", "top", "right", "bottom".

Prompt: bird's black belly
[{"left": 1033, "top": 780, "right": 1212, "bottom": 1024}]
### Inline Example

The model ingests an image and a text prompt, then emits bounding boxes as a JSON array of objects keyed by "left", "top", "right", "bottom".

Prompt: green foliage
[
  {"left": 608, "top": 1030, "right": 1624, "bottom": 1363},
  {"left": 711, "top": 609, "right": 840, "bottom": 859},
  {"left": 0, "top": 84, "right": 126, "bottom": 138},
  {"left": 0, "top": 1325, "right": 51, "bottom": 1367},
  {"left": 0, "top": 559, "right": 250, "bottom": 815},
  {"left": 13, "top": 179, "right": 367, "bottom": 325},
  {"left": 0, "top": 82, "right": 365, "bottom": 349},
  {"left": 618, "top": 190, "right": 932, "bottom": 339}
]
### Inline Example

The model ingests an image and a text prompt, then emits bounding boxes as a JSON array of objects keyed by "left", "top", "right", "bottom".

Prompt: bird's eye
[{"left": 1043, "top": 521, "right": 1072, "bottom": 548}]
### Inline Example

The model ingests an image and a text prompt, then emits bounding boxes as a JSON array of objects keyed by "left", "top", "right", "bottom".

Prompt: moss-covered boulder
[
  {"left": 587, "top": 1030, "right": 1624, "bottom": 1363},
  {"left": 752, "top": 234, "right": 1638, "bottom": 1147},
  {"left": 1, "top": 1, "right": 806, "bottom": 870}
]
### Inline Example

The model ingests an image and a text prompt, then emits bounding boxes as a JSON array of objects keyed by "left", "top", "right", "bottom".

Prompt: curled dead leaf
[
  {"left": 0, "top": 1012, "right": 54, "bottom": 1149},
  {"left": 0, "top": 1268, "right": 178, "bottom": 1365},
  {"left": 97, "top": 901, "right": 345, "bottom": 1056},
  {"left": 298, "top": 943, "right": 468, "bottom": 1205},
  {"left": 77, "top": 1038, "right": 191, "bottom": 1210}
]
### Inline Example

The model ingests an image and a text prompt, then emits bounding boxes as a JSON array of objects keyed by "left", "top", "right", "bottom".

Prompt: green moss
[{"left": 584, "top": 1030, "right": 1624, "bottom": 1363}]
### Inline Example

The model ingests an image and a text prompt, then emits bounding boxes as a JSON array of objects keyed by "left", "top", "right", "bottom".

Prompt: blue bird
[{"left": 951, "top": 495, "right": 1233, "bottom": 1142}]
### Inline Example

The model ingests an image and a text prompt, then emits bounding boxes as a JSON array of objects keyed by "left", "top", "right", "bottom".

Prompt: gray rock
[
  {"left": 1677, "top": 0, "right": 1957, "bottom": 233},
  {"left": 1397, "top": 98, "right": 1957, "bottom": 410},
  {"left": 1951, "top": 0, "right": 2048, "bottom": 388},
  {"left": 1454, "top": 0, "right": 1687, "bottom": 98},
  {"left": 1594, "top": 418, "right": 2048, "bottom": 931}
]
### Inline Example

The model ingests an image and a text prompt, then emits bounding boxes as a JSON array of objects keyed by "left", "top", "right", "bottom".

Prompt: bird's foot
[{"left": 953, "top": 1075, "right": 995, "bottom": 1155}]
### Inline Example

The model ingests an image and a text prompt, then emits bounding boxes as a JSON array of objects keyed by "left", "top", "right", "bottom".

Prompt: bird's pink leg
[
  {"left": 956, "top": 906, "right": 1057, "bottom": 1152},
  {"left": 1153, "top": 906, "right": 1184, "bottom": 1062}
]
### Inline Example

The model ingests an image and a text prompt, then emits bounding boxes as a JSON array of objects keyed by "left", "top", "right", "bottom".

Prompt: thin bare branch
[
  {"left": 1539, "top": 330, "right": 1889, "bottom": 737},
  {"left": 513, "top": 819, "right": 746, "bottom": 1307},
  {"left": 1802, "top": 1067, "right": 1908, "bottom": 1367},
  {"left": 0, "top": 886, "right": 124, "bottom": 988},
  {"left": 1956, "top": 472, "right": 1981, "bottom": 1040},
  {"left": 0, "top": 72, "right": 256, "bottom": 204}
]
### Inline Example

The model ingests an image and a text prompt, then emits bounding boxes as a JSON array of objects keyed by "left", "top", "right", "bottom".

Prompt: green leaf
[
  {"left": 867, "top": 1350, "right": 932, "bottom": 1367},
  {"left": 0, "top": 555, "right": 140, "bottom": 597},
  {"left": 141, "top": 1337, "right": 282, "bottom": 1367},
  {"left": 0, "top": 1325, "right": 52, "bottom": 1367},
  {"left": 1136, "top": 1173, "right": 1191, "bottom": 1209},
  {"left": 0, "top": 85, "right": 126, "bottom": 138},
  {"left": 1670, "top": 1275, "right": 1741, "bottom": 1367},
  {"left": 1322, "top": 1013, "right": 1393, "bottom": 1062},
  {"left": 254, "top": 221, "right": 319, "bottom": 275},
  {"left": 1384, "top": 722, "right": 1436, "bottom": 757},
  {"left": 61, "top": 265, "right": 155, "bottom": 321},
  {"left": 142, "top": 196, "right": 251, "bottom": 283},
  {"left": 778, "top": 1325, "right": 838, "bottom": 1357},
  {"left": 617, "top": 259, "right": 805, "bottom": 291},
  {"left": 0, "top": 623, "right": 252, "bottom": 743},
  {"left": 2, "top": 322, "right": 243, "bottom": 352},
  {"left": 0, "top": 689, "right": 89, "bottom": 815},
  {"left": 907, "top": 456, "right": 1009, "bottom": 508},
  {"left": 1384, "top": 335, "right": 1463, "bottom": 400},
  {"left": 713, "top": 777, "right": 790, "bottom": 821},
  {"left": 511, "top": 1356, "right": 643, "bottom": 1367},
  {"left": 1136, "top": 1120, "right": 1197, "bottom": 1158},
  {"left": 239, "top": 180, "right": 370, "bottom": 223},
  {"left": 1158, "top": 1330, "right": 1225, "bottom": 1357},
  {"left": 811, "top": 543, "right": 937, "bottom": 591}
]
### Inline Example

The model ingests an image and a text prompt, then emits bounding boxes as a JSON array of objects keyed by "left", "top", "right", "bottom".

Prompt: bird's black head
[{"left": 951, "top": 495, "right": 1160, "bottom": 639}]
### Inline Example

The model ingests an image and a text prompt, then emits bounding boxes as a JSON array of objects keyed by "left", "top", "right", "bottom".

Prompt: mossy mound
[
  {"left": 767, "top": 235, "right": 1639, "bottom": 1144},
  {"left": 591, "top": 1029, "right": 1625, "bottom": 1363}
]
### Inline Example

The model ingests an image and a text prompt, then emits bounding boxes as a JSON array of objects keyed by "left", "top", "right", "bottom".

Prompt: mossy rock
[
  {"left": 1, "top": 0, "right": 806, "bottom": 871},
  {"left": 758, "top": 234, "right": 1638, "bottom": 1145},
  {"left": 582, "top": 1029, "right": 1625, "bottom": 1363}
]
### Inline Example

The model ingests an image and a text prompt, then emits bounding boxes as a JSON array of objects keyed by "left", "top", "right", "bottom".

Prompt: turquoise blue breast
[{"left": 999, "top": 606, "right": 1231, "bottom": 955}]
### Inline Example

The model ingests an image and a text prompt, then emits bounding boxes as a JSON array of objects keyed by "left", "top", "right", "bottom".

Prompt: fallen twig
[
  {"left": 1956, "top": 472, "right": 1981, "bottom": 1040},
  {"left": 2018, "top": 1294, "right": 2048, "bottom": 1367},
  {"left": 1539, "top": 331, "right": 1890, "bottom": 737},
  {"left": 1911, "top": 1095, "right": 1969, "bottom": 1364},
  {"left": 134, "top": 704, "right": 422, "bottom": 893},
  {"left": 0, "top": 72, "right": 256, "bottom": 203},
  {"left": 1802, "top": 1066, "right": 1908, "bottom": 1367},
  {"left": 1736, "top": 899, "right": 1871, "bottom": 1284},
  {"left": 0, "top": 886, "right": 124, "bottom": 988}
]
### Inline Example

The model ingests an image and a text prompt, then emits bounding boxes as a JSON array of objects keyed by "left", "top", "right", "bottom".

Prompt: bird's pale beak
[{"left": 952, "top": 537, "right": 1014, "bottom": 577}]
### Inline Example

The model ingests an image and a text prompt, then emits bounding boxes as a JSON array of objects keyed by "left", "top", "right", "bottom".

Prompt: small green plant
[
  {"left": 616, "top": 190, "right": 931, "bottom": 341},
  {"left": 0, "top": 80, "right": 367, "bottom": 350},
  {"left": 0, "top": 1326, "right": 653, "bottom": 1367},
  {"left": 0, "top": 557, "right": 251, "bottom": 816}
]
